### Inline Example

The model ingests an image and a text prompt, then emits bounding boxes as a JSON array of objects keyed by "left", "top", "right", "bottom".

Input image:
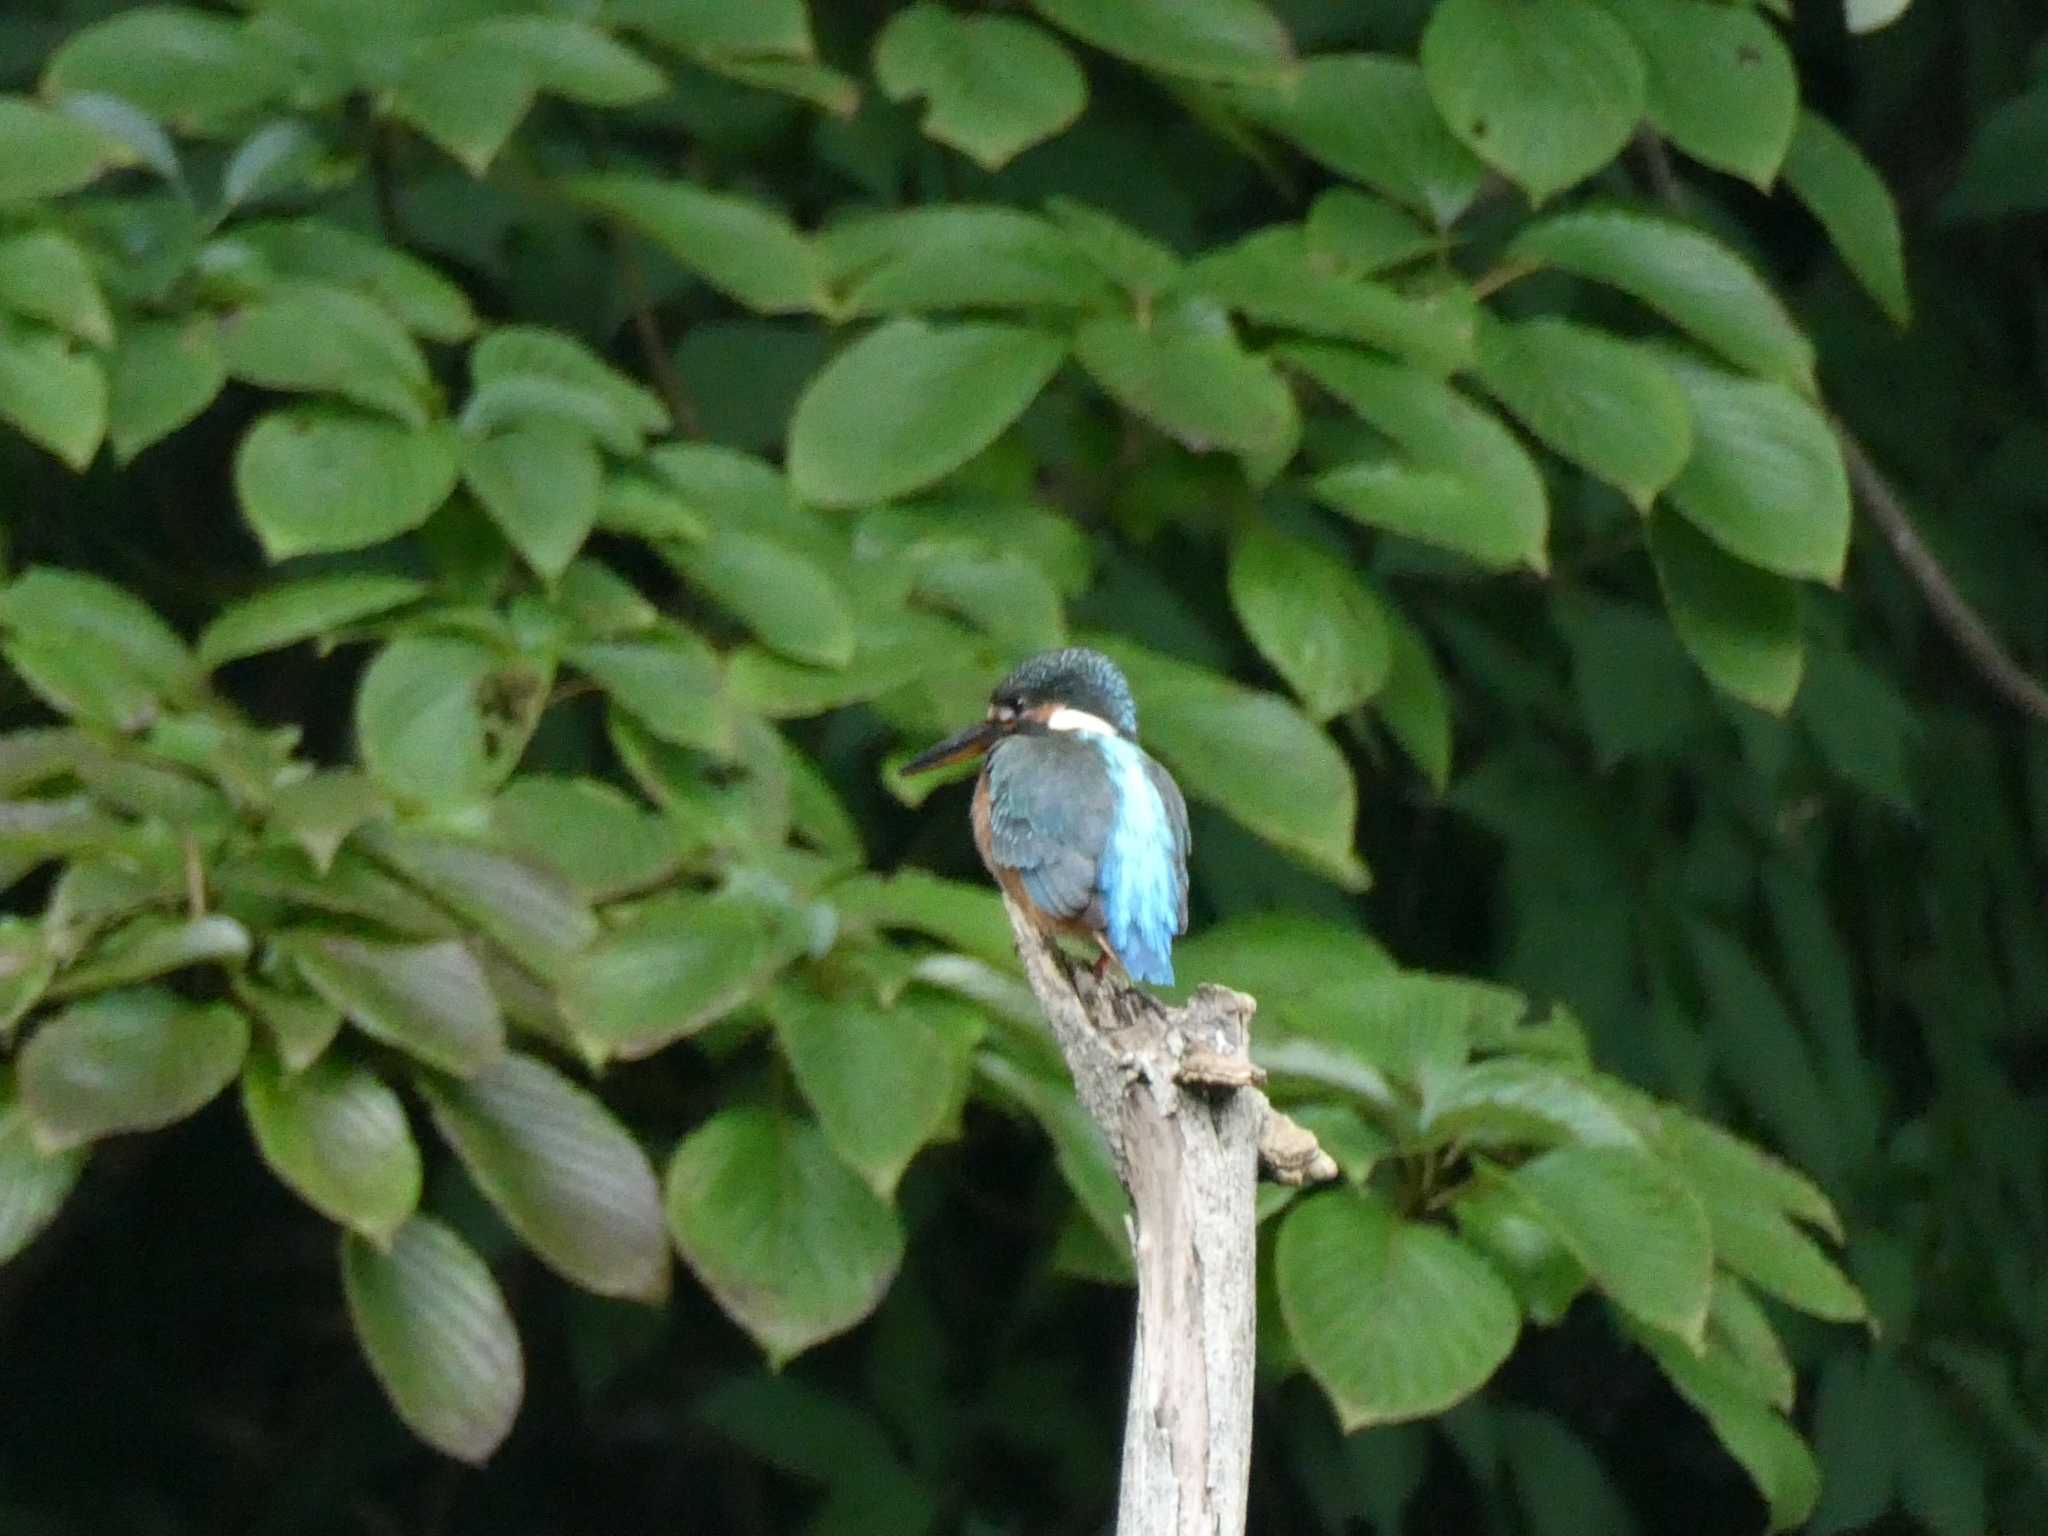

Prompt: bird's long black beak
[{"left": 901, "top": 719, "right": 1002, "bottom": 775}]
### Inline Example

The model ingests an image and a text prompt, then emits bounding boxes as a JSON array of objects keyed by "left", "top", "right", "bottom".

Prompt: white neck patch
[{"left": 1044, "top": 705, "right": 1118, "bottom": 736}]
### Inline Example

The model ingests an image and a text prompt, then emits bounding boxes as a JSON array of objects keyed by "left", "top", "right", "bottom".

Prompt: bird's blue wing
[{"left": 985, "top": 733, "right": 1115, "bottom": 923}]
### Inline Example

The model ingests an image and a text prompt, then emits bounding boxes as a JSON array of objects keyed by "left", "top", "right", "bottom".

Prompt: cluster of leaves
[{"left": 10, "top": 0, "right": 2048, "bottom": 1533}]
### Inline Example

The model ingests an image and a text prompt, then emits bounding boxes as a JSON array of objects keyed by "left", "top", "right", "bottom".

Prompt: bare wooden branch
[{"left": 998, "top": 896, "right": 1335, "bottom": 1536}]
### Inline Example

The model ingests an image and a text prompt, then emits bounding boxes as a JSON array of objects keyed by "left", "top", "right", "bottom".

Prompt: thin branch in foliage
[
  {"left": 1834, "top": 428, "right": 2048, "bottom": 722},
  {"left": 613, "top": 228, "right": 702, "bottom": 438},
  {"left": 1634, "top": 132, "right": 2048, "bottom": 724}
]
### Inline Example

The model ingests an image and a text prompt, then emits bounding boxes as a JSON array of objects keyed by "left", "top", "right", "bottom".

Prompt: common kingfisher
[{"left": 902, "top": 648, "right": 1191, "bottom": 986}]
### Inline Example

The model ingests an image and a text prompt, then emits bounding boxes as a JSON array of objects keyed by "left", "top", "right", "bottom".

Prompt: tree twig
[
  {"left": 997, "top": 896, "right": 1333, "bottom": 1536},
  {"left": 612, "top": 229, "right": 701, "bottom": 437},
  {"left": 1834, "top": 428, "right": 2048, "bottom": 722}
]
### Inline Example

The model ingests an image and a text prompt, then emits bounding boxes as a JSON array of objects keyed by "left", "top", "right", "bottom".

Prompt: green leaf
[
  {"left": 1648, "top": 506, "right": 1804, "bottom": 713},
  {"left": 268, "top": 769, "right": 385, "bottom": 875},
  {"left": 44, "top": 6, "right": 288, "bottom": 134},
  {"left": 1708, "top": 1276, "right": 1797, "bottom": 1411},
  {"left": 422, "top": 1052, "right": 669, "bottom": 1302},
  {"left": 355, "top": 634, "right": 505, "bottom": 808},
  {"left": 820, "top": 206, "right": 1114, "bottom": 316},
  {"left": 361, "top": 826, "right": 598, "bottom": 975},
  {"left": 0, "top": 329, "right": 106, "bottom": 470},
  {"left": 49, "top": 913, "right": 251, "bottom": 998},
  {"left": 218, "top": 120, "right": 320, "bottom": 212},
  {"left": 828, "top": 871, "right": 1013, "bottom": 971},
  {"left": 284, "top": 933, "right": 504, "bottom": 1078},
  {"left": 1508, "top": 209, "right": 1815, "bottom": 390},
  {"left": 228, "top": 220, "right": 476, "bottom": 342},
  {"left": 1942, "top": 87, "right": 2048, "bottom": 221},
  {"left": 1290, "top": 344, "right": 1547, "bottom": 571},
  {"left": 976, "top": 1053, "right": 1127, "bottom": 1242},
  {"left": 386, "top": 35, "right": 534, "bottom": 175},
  {"left": 561, "top": 892, "right": 794, "bottom": 1060},
  {"left": 1376, "top": 607, "right": 1452, "bottom": 791},
  {"left": 876, "top": 7, "right": 1085, "bottom": 171},
  {"left": 1423, "top": 1058, "right": 1643, "bottom": 1150},
  {"left": 1104, "top": 640, "right": 1367, "bottom": 888},
  {"left": 221, "top": 283, "right": 434, "bottom": 425},
  {"left": 668, "top": 534, "right": 857, "bottom": 667},
  {"left": 1595, "top": 0, "right": 1795, "bottom": 188},
  {"left": 1046, "top": 198, "right": 1183, "bottom": 298},
  {"left": 1639, "top": 1327, "right": 1820, "bottom": 1531},
  {"left": 1782, "top": 111, "right": 1910, "bottom": 325},
  {"left": 471, "top": 17, "right": 667, "bottom": 107},
  {"left": 465, "top": 327, "right": 668, "bottom": 454},
  {"left": 342, "top": 1215, "right": 523, "bottom": 1464},
  {"left": 0, "top": 567, "right": 199, "bottom": 711},
  {"left": 608, "top": 0, "right": 814, "bottom": 58},
  {"left": 788, "top": 319, "right": 1065, "bottom": 506},
  {"left": 1030, "top": 0, "right": 1293, "bottom": 84},
  {"left": 568, "top": 175, "right": 822, "bottom": 315},
  {"left": 769, "top": 986, "right": 972, "bottom": 1196},
  {"left": 0, "top": 1078, "right": 85, "bottom": 1264},
  {"left": 1228, "top": 526, "right": 1391, "bottom": 720},
  {"left": 0, "top": 230, "right": 113, "bottom": 346},
  {"left": 1073, "top": 315, "right": 1298, "bottom": 466},
  {"left": 232, "top": 974, "right": 343, "bottom": 1073},
  {"left": 107, "top": 318, "right": 225, "bottom": 462},
  {"left": 1420, "top": 0, "right": 1646, "bottom": 204},
  {"left": 461, "top": 424, "right": 601, "bottom": 581},
  {"left": 1228, "top": 56, "right": 1485, "bottom": 227},
  {"left": 491, "top": 777, "right": 680, "bottom": 901},
  {"left": 1473, "top": 315, "right": 1692, "bottom": 510},
  {"left": 0, "top": 97, "right": 132, "bottom": 202},
  {"left": 1661, "top": 354, "right": 1850, "bottom": 584},
  {"left": 236, "top": 408, "right": 458, "bottom": 559},
  {"left": 1304, "top": 189, "right": 1440, "bottom": 277},
  {"left": 1452, "top": 1182, "right": 1587, "bottom": 1325},
  {"left": 242, "top": 1048, "right": 420, "bottom": 1243},
  {"left": 1507, "top": 1146, "right": 1711, "bottom": 1340},
  {"left": 666, "top": 1104, "right": 905, "bottom": 1365},
  {"left": 1277, "top": 1189, "right": 1519, "bottom": 1429},
  {"left": 572, "top": 635, "right": 732, "bottom": 758},
  {"left": 19, "top": 988, "right": 248, "bottom": 1152},
  {"left": 1186, "top": 227, "right": 1473, "bottom": 372},
  {"left": 198, "top": 573, "right": 427, "bottom": 668}
]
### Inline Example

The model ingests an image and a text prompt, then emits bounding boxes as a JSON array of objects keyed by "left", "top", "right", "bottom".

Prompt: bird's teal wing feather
[{"left": 985, "top": 734, "right": 1114, "bottom": 922}]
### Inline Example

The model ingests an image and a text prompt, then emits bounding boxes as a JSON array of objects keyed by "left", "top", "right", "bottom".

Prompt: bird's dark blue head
[
  {"left": 899, "top": 647, "right": 1139, "bottom": 775},
  {"left": 990, "top": 648, "right": 1138, "bottom": 737}
]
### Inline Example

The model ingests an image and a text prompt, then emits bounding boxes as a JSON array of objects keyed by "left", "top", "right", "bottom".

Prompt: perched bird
[{"left": 902, "top": 648, "right": 1190, "bottom": 985}]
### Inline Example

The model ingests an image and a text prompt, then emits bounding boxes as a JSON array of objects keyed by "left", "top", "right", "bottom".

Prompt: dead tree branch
[{"left": 998, "top": 896, "right": 1334, "bottom": 1536}]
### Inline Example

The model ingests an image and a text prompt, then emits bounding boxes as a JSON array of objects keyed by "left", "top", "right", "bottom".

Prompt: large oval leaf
[
  {"left": 1276, "top": 1189, "right": 1520, "bottom": 1429},
  {"left": 284, "top": 933, "right": 505, "bottom": 1077},
  {"left": 19, "top": 987, "right": 248, "bottom": 1151},
  {"left": 1782, "top": 112, "right": 1910, "bottom": 326},
  {"left": 665, "top": 1104, "right": 905, "bottom": 1366},
  {"left": 197, "top": 573, "right": 427, "bottom": 669},
  {"left": 460, "top": 423, "right": 601, "bottom": 580},
  {"left": 787, "top": 319, "right": 1065, "bottom": 506},
  {"left": 1074, "top": 316, "right": 1298, "bottom": 464},
  {"left": 235, "top": 408, "right": 458, "bottom": 560},
  {"left": 360, "top": 826, "right": 598, "bottom": 976},
  {"left": 668, "top": 533, "right": 856, "bottom": 667},
  {"left": 108, "top": 317, "right": 226, "bottom": 462},
  {"left": 1289, "top": 344, "right": 1547, "bottom": 571},
  {"left": 1596, "top": 0, "right": 1796, "bottom": 188},
  {"left": 45, "top": 7, "right": 289, "bottom": 132},
  {"left": 1648, "top": 509, "right": 1804, "bottom": 715},
  {"left": 220, "top": 283, "right": 433, "bottom": 425},
  {"left": 875, "top": 6, "right": 1086, "bottom": 171},
  {"left": 1227, "top": 56, "right": 1484, "bottom": 227},
  {"left": 1228, "top": 526, "right": 1391, "bottom": 721},
  {"left": 1472, "top": 315, "right": 1693, "bottom": 510},
  {"left": 1421, "top": 0, "right": 1646, "bottom": 205},
  {"left": 355, "top": 634, "right": 503, "bottom": 808},
  {"left": 1662, "top": 354, "right": 1850, "bottom": 584},
  {"left": 1030, "top": 0, "right": 1292, "bottom": 84},
  {"left": 561, "top": 892, "right": 794, "bottom": 1060},
  {"left": 768, "top": 985, "right": 975, "bottom": 1196},
  {"left": 422, "top": 1052, "right": 668, "bottom": 1302},
  {"left": 566, "top": 174, "right": 822, "bottom": 315},
  {"left": 1508, "top": 209, "right": 1815, "bottom": 390},
  {"left": 242, "top": 1048, "right": 421, "bottom": 1243},
  {"left": 342, "top": 1215, "right": 523, "bottom": 1464},
  {"left": 1507, "top": 1145, "right": 1712, "bottom": 1341},
  {"left": 0, "top": 1075, "right": 85, "bottom": 1264}
]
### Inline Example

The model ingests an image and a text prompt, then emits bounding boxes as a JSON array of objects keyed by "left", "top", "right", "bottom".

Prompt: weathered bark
[{"left": 998, "top": 897, "right": 1335, "bottom": 1536}]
